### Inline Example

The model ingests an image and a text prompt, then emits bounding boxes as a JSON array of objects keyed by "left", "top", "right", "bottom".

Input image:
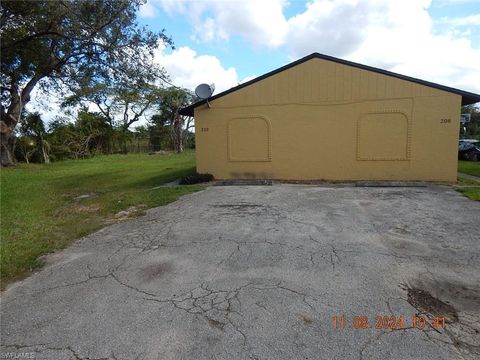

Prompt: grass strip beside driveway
[
  {"left": 0, "top": 152, "right": 201, "bottom": 287},
  {"left": 458, "top": 160, "right": 480, "bottom": 177},
  {"left": 456, "top": 161, "right": 480, "bottom": 201}
]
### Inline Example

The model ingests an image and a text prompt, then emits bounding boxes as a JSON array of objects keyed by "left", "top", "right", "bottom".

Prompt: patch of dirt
[
  {"left": 212, "top": 204, "right": 265, "bottom": 209},
  {"left": 40, "top": 252, "right": 90, "bottom": 267},
  {"left": 404, "top": 281, "right": 480, "bottom": 359},
  {"left": 148, "top": 150, "right": 171, "bottom": 155},
  {"left": 76, "top": 204, "right": 101, "bottom": 213},
  {"left": 211, "top": 203, "right": 272, "bottom": 217},
  {"left": 389, "top": 226, "right": 410, "bottom": 235},
  {"left": 207, "top": 318, "right": 225, "bottom": 330},
  {"left": 406, "top": 287, "right": 458, "bottom": 322},
  {"left": 381, "top": 235, "right": 429, "bottom": 255},
  {"left": 75, "top": 193, "right": 98, "bottom": 200},
  {"left": 114, "top": 205, "right": 147, "bottom": 220},
  {"left": 298, "top": 314, "right": 313, "bottom": 325},
  {"left": 138, "top": 262, "right": 172, "bottom": 283}
]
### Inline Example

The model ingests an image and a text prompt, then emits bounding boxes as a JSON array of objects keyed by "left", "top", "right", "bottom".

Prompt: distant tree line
[
  {"left": 461, "top": 105, "right": 480, "bottom": 140},
  {"left": 1, "top": 0, "right": 196, "bottom": 166},
  {"left": 15, "top": 92, "right": 196, "bottom": 164}
]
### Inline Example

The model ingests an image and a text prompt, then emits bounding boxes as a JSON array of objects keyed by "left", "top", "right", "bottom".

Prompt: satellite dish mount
[{"left": 195, "top": 83, "right": 215, "bottom": 108}]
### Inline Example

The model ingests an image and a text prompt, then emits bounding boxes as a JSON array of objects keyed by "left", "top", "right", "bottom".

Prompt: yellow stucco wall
[{"left": 194, "top": 58, "right": 461, "bottom": 181}]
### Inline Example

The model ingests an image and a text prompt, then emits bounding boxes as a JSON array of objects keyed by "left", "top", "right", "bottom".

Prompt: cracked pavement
[{"left": 1, "top": 184, "right": 479, "bottom": 360}]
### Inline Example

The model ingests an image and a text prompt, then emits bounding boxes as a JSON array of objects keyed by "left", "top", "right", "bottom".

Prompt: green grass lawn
[
  {"left": 456, "top": 161, "right": 480, "bottom": 201},
  {"left": 456, "top": 176, "right": 480, "bottom": 201},
  {"left": 458, "top": 160, "right": 480, "bottom": 177},
  {"left": 0, "top": 152, "right": 201, "bottom": 287}
]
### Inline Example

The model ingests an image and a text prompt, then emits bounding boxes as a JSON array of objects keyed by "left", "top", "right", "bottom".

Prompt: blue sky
[
  {"left": 137, "top": 0, "right": 480, "bottom": 94},
  {"left": 27, "top": 0, "right": 480, "bottom": 122}
]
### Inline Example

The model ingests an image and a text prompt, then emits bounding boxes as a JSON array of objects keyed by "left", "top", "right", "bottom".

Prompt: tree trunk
[
  {"left": 0, "top": 111, "right": 19, "bottom": 167},
  {"left": 39, "top": 136, "right": 49, "bottom": 164},
  {"left": 0, "top": 130, "right": 16, "bottom": 167},
  {"left": 120, "top": 126, "right": 129, "bottom": 154},
  {"left": 1, "top": 73, "right": 45, "bottom": 166},
  {"left": 173, "top": 114, "right": 184, "bottom": 153}
]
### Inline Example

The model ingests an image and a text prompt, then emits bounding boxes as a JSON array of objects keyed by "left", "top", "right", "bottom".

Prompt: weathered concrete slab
[{"left": 1, "top": 185, "right": 479, "bottom": 360}]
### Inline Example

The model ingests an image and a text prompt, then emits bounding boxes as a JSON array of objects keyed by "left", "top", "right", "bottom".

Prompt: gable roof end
[{"left": 179, "top": 53, "right": 480, "bottom": 116}]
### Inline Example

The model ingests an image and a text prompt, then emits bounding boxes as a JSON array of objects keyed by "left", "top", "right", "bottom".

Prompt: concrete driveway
[{"left": 1, "top": 185, "right": 479, "bottom": 360}]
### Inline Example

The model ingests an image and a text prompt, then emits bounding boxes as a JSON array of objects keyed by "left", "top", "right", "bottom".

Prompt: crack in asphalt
[
  {"left": 329, "top": 244, "right": 340, "bottom": 271},
  {"left": 359, "top": 331, "right": 387, "bottom": 360},
  {"left": 137, "top": 281, "right": 262, "bottom": 358},
  {"left": 3, "top": 187, "right": 478, "bottom": 360},
  {"left": 126, "top": 279, "right": 327, "bottom": 356}
]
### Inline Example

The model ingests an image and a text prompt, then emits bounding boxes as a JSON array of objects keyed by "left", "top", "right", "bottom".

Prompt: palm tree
[{"left": 21, "top": 112, "right": 50, "bottom": 163}]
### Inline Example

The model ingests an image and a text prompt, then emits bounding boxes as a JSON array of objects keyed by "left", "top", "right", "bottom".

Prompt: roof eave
[
  {"left": 178, "top": 52, "right": 480, "bottom": 115},
  {"left": 179, "top": 106, "right": 195, "bottom": 116},
  {"left": 462, "top": 94, "right": 480, "bottom": 106}
]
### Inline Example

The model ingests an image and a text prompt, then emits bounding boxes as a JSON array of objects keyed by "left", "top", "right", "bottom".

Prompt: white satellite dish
[{"left": 195, "top": 83, "right": 215, "bottom": 99}]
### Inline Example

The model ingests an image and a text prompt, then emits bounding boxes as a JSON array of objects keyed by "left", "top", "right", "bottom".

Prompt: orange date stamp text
[{"left": 332, "top": 315, "right": 446, "bottom": 330}]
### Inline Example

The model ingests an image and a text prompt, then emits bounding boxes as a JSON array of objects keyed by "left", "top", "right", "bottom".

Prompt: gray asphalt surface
[{"left": 1, "top": 185, "right": 479, "bottom": 360}]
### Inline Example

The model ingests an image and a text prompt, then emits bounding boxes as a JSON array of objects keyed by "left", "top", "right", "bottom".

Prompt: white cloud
[
  {"left": 432, "top": 0, "right": 480, "bottom": 6},
  {"left": 154, "top": 45, "right": 252, "bottom": 93},
  {"left": 344, "top": 1, "right": 480, "bottom": 93},
  {"left": 286, "top": 0, "right": 434, "bottom": 58},
  {"left": 24, "top": 45, "right": 252, "bottom": 126},
  {"left": 286, "top": 0, "right": 388, "bottom": 58},
  {"left": 438, "top": 14, "right": 480, "bottom": 27},
  {"left": 156, "top": 0, "right": 289, "bottom": 47},
  {"left": 139, "top": 1, "right": 157, "bottom": 18},
  {"left": 240, "top": 75, "right": 257, "bottom": 83},
  {"left": 152, "top": 0, "right": 480, "bottom": 94},
  {"left": 25, "top": 87, "right": 67, "bottom": 123}
]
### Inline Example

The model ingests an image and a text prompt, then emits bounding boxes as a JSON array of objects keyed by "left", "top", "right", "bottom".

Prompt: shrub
[{"left": 179, "top": 173, "right": 214, "bottom": 185}]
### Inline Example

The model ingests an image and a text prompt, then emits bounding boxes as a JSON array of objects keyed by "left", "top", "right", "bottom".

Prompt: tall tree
[
  {"left": 63, "top": 81, "right": 164, "bottom": 133},
  {"left": 74, "top": 110, "right": 114, "bottom": 154},
  {"left": 149, "top": 114, "right": 173, "bottom": 151},
  {"left": 156, "top": 87, "right": 196, "bottom": 153},
  {"left": 20, "top": 112, "right": 50, "bottom": 163},
  {"left": 461, "top": 105, "right": 480, "bottom": 139},
  {"left": 0, "top": 0, "right": 171, "bottom": 166}
]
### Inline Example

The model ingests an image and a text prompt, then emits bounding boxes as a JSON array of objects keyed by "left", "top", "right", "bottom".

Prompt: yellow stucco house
[{"left": 180, "top": 53, "right": 480, "bottom": 182}]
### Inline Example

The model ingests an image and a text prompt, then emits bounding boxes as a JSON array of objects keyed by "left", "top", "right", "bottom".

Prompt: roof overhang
[{"left": 179, "top": 53, "right": 480, "bottom": 117}]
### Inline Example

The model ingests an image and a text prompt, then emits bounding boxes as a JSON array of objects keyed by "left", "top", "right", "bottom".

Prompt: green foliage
[
  {"left": 21, "top": 112, "right": 47, "bottom": 137},
  {"left": 456, "top": 187, "right": 480, "bottom": 201},
  {"left": 15, "top": 106, "right": 191, "bottom": 162},
  {"left": 456, "top": 162, "right": 480, "bottom": 201},
  {"left": 1, "top": 0, "right": 170, "bottom": 98},
  {"left": 46, "top": 112, "right": 116, "bottom": 160},
  {"left": 63, "top": 82, "right": 166, "bottom": 133},
  {"left": 157, "top": 87, "right": 196, "bottom": 122},
  {"left": 0, "top": 152, "right": 200, "bottom": 287},
  {"left": 134, "top": 125, "right": 149, "bottom": 138},
  {"left": 149, "top": 114, "right": 173, "bottom": 150},
  {"left": 179, "top": 173, "right": 214, "bottom": 185},
  {"left": 458, "top": 160, "right": 480, "bottom": 177},
  {"left": 185, "top": 130, "right": 196, "bottom": 149},
  {"left": 75, "top": 110, "right": 115, "bottom": 153},
  {"left": 461, "top": 105, "right": 480, "bottom": 140},
  {"left": 14, "top": 112, "right": 50, "bottom": 163},
  {"left": 1, "top": 0, "right": 172, "bottom": 166},
  {"left": 14, "top": 135, "right": 35, "bottom": 162},
  {"left": 47, "top": 118, "right": 86, "bottom": 160},
  {"left": 150, "top": 87, "right": 197, "bottom": 153}
]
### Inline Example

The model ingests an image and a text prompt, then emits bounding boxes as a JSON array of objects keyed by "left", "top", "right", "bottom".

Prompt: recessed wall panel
[
  {"left": 357, "top": 112, "right": 409, "bottom": 161},
  {"left": 228, "top": 116, "right": 271, "bottom": 162}
]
